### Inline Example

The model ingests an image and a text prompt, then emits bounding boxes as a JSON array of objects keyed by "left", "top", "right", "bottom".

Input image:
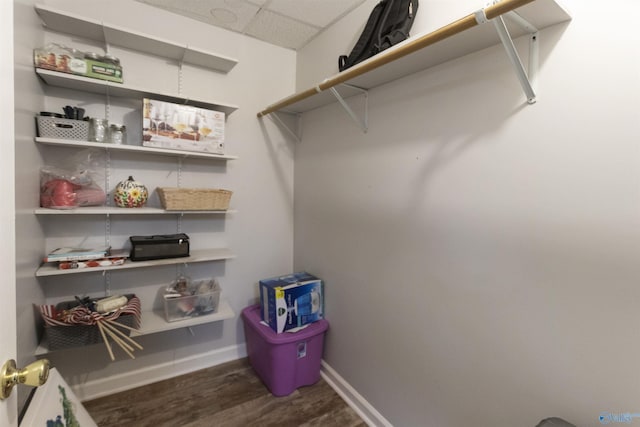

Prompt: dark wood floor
[{"left": 83, "top": 358, "right": 367, "bottom": 427}]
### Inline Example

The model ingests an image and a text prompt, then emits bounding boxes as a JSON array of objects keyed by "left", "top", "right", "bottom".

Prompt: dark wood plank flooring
[{"left": 83, "top": 358, "right": 367, "bottom": 427}]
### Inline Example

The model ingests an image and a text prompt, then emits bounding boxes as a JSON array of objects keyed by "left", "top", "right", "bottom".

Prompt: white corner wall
[
  {"left": 14, "top": 0, "right": 49, "bottom": 408},
  {"left": 15, "top": 0, "right": 296, "bottom": 401},
  {"left": 294, "top": 1, "right": 640, "bottom": 426}
]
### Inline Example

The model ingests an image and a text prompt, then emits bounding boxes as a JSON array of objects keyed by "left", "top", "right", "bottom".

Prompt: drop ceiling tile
[
  {"left": 245, "top": 9, "right": 319, "bottom": 50},
  {"left": 137, "top": 0, "right": 260, "bottom": 32},
  {"left": 266, "top": 0, "right": 366, "bottom": 28},
  {"left": 135, "top": 0, "right": 367, "bottom": 50}
]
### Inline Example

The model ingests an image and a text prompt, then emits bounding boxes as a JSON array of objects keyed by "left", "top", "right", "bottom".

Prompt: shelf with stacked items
[
  {"left": 36, "top": 68, "right": 239, "bottom": 116},
  {"left": 36, "top": 173, "right": 236, "bottom": 215},
  {"left": 35, "top": 299, "right": 236, "bottom": 355},
  {"left": 35, "top": 3, "right": 238, "bottom": 74},
  {"left": 34, "top": 206, "right": 238, "bottom": 215},
  {"left": 144, "top": 299, "right": 235, "bottom": 335},
  {"left": 35, "top": 248, "right": 236, "bottom": 277},
  {"left": 35, "top": 137, "right": 239, "bottom": 160}
]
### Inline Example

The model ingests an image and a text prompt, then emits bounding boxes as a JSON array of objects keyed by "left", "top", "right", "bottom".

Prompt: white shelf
[
  {"left": 141, "top": 300, "right": 235, "bottom": 335},
  {"left": 36, "top": 68, "right": 239, "bottom": 116},
  {"left": 36, "top": 248, "right": 236, "bottom": 277},
  {"left": 35, "top": 137, "right": 238, "bottom": 160},
  {"left": 35, "top": 299, "right": 235, "bottom": 355},
  {"left": 34, "top": 206, "right": 237, "bottom": 215},
  {"left": 262, "top": 0, "right": 571, "bottom": 115},
  {"left": 35, "top": 3, "right": 238, "bottom": 74}
]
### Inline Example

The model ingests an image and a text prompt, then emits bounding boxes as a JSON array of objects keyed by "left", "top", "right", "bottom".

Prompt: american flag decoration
[{"left": 40, "top": 295, "right": 143, "bottom": 360}]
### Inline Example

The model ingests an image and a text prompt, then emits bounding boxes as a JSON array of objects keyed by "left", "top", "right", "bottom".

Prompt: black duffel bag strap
[
  {"left": 378, "top": 0, "right": 418, "bottom": 52},
  {"left": 339, "top": 0, "right": 392, "bottom": 72}
]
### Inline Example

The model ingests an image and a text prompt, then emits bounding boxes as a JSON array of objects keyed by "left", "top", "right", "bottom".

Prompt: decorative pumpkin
[{"left": 114, "top": 176, "right": 148, "bottom": 208}]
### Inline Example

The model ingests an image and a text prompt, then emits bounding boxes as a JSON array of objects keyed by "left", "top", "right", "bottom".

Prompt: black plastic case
[{"left": 129, "top": 233, "right": 190, "bottom": 261}]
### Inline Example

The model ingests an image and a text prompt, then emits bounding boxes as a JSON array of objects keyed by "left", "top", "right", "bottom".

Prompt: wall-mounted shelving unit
[
  {"left": 33, "top": 2, "right": 241, "bottom": 356},
  {"left": 34, "top": 207, "right": 238, "bottom": 215},
  {"left": 35, "top": 137, "right": 238, "bottom": 160},
  {"left": 35, "top": 300, "right": 236, "bottom": 355},
  {"left": 35, "top": 3, "right": 238, "bottom": 74},
  {"left": 36, "top": 248, "right": 236, "bottom": 277},
  {"left": 258, "top": 0, "right": 571, "bottom": 135},
  {"left": 140, "top": 301, "right": 235, "bottom": 335},
  {"left": 36, "top": 69, "right": 239, "bottom": 116}
]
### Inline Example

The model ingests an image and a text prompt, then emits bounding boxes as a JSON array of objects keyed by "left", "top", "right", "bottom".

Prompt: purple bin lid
[{"left": 242, "top": 304, "right": 329, "bottom": 345}]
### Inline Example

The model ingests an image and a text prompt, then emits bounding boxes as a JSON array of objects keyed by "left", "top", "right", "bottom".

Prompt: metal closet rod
[{"left": 257, "top": 0, "right": 535, "bottom": 118}]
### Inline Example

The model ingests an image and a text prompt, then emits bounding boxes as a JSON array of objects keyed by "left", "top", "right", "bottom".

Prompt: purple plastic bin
[{"left": 242, "top": 304, "right": 329, "bottom": 396}]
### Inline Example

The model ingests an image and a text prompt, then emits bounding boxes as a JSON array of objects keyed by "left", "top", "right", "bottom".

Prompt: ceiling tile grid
[
  {"left": 245, "top": 8, "right": 319, "bottom": 50},
  {"left": 136, "top": 0, "right": 367, "bottom": 50},
  {"left": 136, "top": 0, "right": 261, "bottom": 32},
  {"left": 265, "top": 0, "right": 365, "bottom": 28}
]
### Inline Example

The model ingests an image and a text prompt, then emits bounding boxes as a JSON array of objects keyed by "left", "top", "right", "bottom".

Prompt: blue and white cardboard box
[{"left": 259, "top": 272, "right": 324, "bottom": 333}]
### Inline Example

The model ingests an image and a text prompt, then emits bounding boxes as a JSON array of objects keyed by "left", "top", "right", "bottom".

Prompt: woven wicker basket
[{"left": 157, "top": 187, "right": 232, "bottom": 211}]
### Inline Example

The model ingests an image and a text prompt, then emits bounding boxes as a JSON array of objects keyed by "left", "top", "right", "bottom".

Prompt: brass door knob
[{"left": 1, "top": 359, "right": 50, "bottom": 400}]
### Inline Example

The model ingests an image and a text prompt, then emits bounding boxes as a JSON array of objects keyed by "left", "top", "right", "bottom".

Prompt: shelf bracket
[
  {"left": 178, "top": 47, "right": 187, "bottom": 97},
  {"left": 177, "top": 157, "right": 183, "bottom": 233},
  {"left": 476, "top": 6, "right": 539, "bottom": 104},
  {"left": 101, "top": 23, "right": 111, "bottom": 54},
  {"left": 329, "top": 84, "right": 368, "bottom": 133},
  {"left": 260, "top": 82, "right": 368, "bottom": 138},
  {"left": 503, "top": 9, "right": 539, "bottom": 99},
  {"left": 270, "top": 111, "right": 302, "bottom": 143},
  {"left": 103, "top": 270, "right": 111, "bottom": 297}
]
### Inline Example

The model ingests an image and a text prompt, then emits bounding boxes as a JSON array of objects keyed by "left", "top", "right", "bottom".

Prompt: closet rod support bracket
[
  {"left": 269, "top": 112, "right": 302, "bottom": 143},
  {"left": 329, "top": 84, "right": 368, "bottom": 133},
  {"left": 492, "top": 14, "right": 537, "bottom": 104},
  {"left": 474, "top": 9, "right": 488, "bottom": 25}
]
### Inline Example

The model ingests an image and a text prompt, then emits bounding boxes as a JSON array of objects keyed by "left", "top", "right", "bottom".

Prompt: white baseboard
[
  {"left": 320, "top": 360, "right": 393, "bottom": 427},
  {"left": 74, "top": 344, "right": 247, "bottom": 402}
]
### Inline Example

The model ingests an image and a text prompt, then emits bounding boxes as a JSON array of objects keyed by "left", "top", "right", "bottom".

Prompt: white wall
[
  {"left": 295, "top": 1, "right": 640, "bottom": 426},
  {"left": 15, "top": 0, "right": 296, "bottom": 400},
  {"left": 14, "top": 0, "right": 48, "bottom": 408},
  {"left": 1, "top": 2, "right": 17, "bottom": 424}
]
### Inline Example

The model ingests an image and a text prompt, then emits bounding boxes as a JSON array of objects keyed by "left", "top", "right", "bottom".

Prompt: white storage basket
[{"left": 36, "top": 116, "right": 89, "bottom": 140}]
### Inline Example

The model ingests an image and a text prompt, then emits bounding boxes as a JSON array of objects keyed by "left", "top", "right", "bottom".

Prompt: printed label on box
[
  {"left": 142, "top": 98, "right": 225, "bottom": 154},
  {"left": 34, "top": 47, "right": 123, "bottom": 83}
]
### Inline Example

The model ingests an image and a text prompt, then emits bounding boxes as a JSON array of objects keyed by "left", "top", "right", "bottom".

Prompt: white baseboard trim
[
  {"left": 74, "top": 344, "right": 247, "bottom": 402},
  {"left": 320, "top": 360, "right": 393, "bottom": 427}
]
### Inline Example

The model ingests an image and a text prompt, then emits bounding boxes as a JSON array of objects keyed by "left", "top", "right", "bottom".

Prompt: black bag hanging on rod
[{"left": 338, "top": 0, "right": 418, "bottom": 72}]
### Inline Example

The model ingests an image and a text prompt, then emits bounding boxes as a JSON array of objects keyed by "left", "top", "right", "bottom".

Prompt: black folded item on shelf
[{"left": 129, "top": 233, "right": 190, "bottom": 261}]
